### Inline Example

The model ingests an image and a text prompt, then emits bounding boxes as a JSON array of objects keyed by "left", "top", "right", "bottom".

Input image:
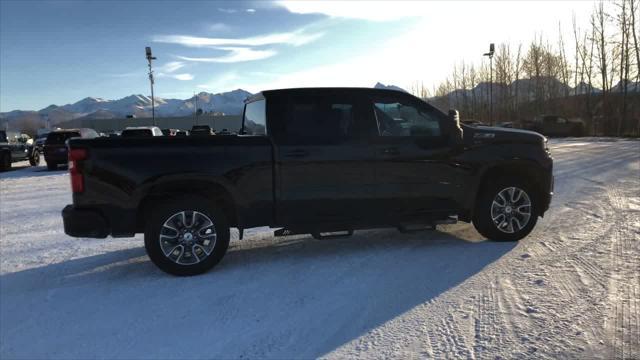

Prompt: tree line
[{"left": 412, "top": 0, "right": 640, "bottom": 136}]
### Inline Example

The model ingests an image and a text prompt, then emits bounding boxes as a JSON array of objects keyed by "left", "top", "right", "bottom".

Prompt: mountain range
[{"left": 0, "top": 89, "right": 253, "bottom": 127}]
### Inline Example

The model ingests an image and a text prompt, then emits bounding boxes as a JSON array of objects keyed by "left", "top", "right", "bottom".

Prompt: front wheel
[
  {"left": 473, "top": 178, "right": 539, "bottom": 242},
  {"left": 144, "top": 196, "right": 230, "bottom": 276},
  {"left": 29, "top": 151, "right": 40, "bottom": 166}
]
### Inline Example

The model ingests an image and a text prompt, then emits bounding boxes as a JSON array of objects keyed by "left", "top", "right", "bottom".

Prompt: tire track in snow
[{"left": 604, "top": 182, "right": 640, "bottom": 359}]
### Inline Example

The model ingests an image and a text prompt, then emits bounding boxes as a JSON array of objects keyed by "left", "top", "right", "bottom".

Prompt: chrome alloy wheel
[
  {"left": 490, "top": 187, "right": 532, "bottom": 234},
  {"left": 159, "top": 211, "right": 217, "bottom": 265}
]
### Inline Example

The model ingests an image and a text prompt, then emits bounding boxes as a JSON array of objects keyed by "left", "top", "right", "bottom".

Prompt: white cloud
[
  {"left": 246, "top": 8, "right": 256, "bottom": 13},
  {"left": 276, "top": 0, "right": 428, "bottom": 21},
  {"left": 172, "top": 73, "right": 194, "bottom": 81},
  {"left": 156, "top": 72, "right": 194, "bottom": 81},
  {"left": 152, "top": 30, "right": 323, "bottom": 48},
  {"left": 209, "top": 23, "right": 231, "bottom": 32},
  {"left": 217, "top": 8, "right": 237, "bottom": 14},
  {"left": 157, "top": 61, "right": 185, "bottom": 73},
  {"left": 177, "top": 47, "right": 277, "bottom": 63}
]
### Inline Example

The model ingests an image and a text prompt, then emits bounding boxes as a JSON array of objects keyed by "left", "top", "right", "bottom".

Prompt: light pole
[
  {"left": 483, "top": 43, "right": 495, "bottom": 125},
  {"left": 145, "top": 47, "right": 157, "bottom": 126}
]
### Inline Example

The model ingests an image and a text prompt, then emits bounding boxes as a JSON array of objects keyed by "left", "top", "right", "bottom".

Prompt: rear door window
[{"left": 273, "top": 95, "right": 370, "bottom": 144}]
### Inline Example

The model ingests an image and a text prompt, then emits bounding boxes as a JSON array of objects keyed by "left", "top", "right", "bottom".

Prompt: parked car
[
  {"left": 44, "top": 128, "right": 99, "bottom": 170},
  {"left": 62, "top": 87, "right": 554, "bottom": 275},
  {"left": 523, "top": 115, "right": 585, "bottom": 137},
  {"left": 0, "top": 131, "right": 34, "bottom": 171},
  {"left": 28, "top": 133, "right": 49, "bottom": 166},
  {"left": 217, "top": 128, "right": 235, "bottom": 135},
  {"left": 461, "top": 120, "right": 485, "bottom": 127},
  {"left": 161, "top": 128, "right": 178, "bottom": 136},
  {"left": 175, "top": 130, "right": 189, "bottom": 136},
  {"left": 190, "top": 125, "right": 214, "bottom": 136},
  {"left": 121, "top": 126, "right": 163, "bottom": 138}
]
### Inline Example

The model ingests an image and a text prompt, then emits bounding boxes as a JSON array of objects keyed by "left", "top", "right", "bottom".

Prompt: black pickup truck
[{"left": 62, "top": 88, "right": 553, "bottom": 275}]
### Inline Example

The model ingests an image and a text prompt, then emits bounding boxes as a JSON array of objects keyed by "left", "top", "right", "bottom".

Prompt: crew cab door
[
  {"left": 368, "top": 93, "right": 462, "bottom": 220},
  {"left": 272, "top": 92, "right": 378, "bottom": 226}
]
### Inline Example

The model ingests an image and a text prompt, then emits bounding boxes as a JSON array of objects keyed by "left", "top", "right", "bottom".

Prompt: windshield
[{"left": 46, "top": 132, "right": 80, "bottom": 144}]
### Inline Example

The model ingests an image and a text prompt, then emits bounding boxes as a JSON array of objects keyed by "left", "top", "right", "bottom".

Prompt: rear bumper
[
  {"left": 62, "top": 205, "right": 109, "bottom": 238},
  {"left": 44, "top": 153, "right": 67, "bottom": 163}
]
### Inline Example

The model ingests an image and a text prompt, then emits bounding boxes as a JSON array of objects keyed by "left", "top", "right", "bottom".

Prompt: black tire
[
  {"left": 0, "top": 152, "right": 10, "bottom": 171},
  {"left": 144, "top": 196, "right": 230, "bottom": 276},
  {"left": 46, "top": 162, "right": 58, "bottom": 171},
  {"left": 29, "top": 151, "right": 40, "bottom": 166},
  {"left": 473, "top": 177, "right": 539, "bottom": 242}
]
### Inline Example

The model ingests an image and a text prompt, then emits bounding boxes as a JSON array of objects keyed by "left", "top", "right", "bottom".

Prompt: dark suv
[
  {"left": 0, "top": 130, "right": 34, "bottom": 171},
  {"left": 44, "top": 129, "right": 98, "bottom": 170}
]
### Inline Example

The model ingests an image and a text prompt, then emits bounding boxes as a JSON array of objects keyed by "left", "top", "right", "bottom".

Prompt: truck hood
[{"left": 463, "top": 125, "right": 547, "bottom": 147}]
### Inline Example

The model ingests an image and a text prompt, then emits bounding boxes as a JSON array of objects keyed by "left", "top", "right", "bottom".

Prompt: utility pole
[
  {"left": 483, "top": 43, "right": 495, "bottom": 125},
  {"left": 145, "top": 47, "right": 157, "bottom": 126}
]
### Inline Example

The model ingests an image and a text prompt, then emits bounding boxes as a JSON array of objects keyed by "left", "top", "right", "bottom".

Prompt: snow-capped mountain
[
  {"left": 0, "top": 89, "right": 253, "bottom": 126},
  {"left": 374, "top": 82, "right": 407, "bottom": 92}
]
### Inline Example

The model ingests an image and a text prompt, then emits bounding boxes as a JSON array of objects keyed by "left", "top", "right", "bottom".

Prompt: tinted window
[
  {"left": 374, "top": 98, "right": 442, "bottom": 137},
  {"left": 277, "top": 96, "right": 358, "bottom": 144},
  {"left": 46, "top": 132, "right": 80, "bottom": 144},
  {"left": 0, "top": 131, "right": 6, "bottom": 143},
  {"left": 121, "top": 129, "right": 153, "bottom": 137},
  {"left": 243, "top": 100, "right": 266, "bottom": 135}
]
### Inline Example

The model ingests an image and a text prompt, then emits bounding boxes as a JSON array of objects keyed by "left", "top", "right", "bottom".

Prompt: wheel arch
[
  {"left": 468, "top": 160, "right": 547, "bottom": 220},
  {"left": 136, "top": 179, "right": 239, "bottom": 233}
]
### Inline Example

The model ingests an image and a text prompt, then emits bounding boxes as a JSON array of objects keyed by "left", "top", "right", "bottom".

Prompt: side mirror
[{"left": 448, "top": 109, "right": 464, "bottom": 145}]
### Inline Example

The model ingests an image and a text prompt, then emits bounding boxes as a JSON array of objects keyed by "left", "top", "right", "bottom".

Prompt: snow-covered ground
[{"left": 1, "top": 138, "right": 638, "bottom": 359}]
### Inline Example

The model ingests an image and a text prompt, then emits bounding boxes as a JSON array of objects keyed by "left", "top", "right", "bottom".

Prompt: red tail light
[{"left": 68, "top": 148, "right": 88, "bottom": 193}]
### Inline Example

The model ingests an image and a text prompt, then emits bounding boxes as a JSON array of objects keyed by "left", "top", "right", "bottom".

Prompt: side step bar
[
  {"left": 397, "top": 215, "right": 458, "bottom": 234},
  {"left": 311, "top": 230, "right": 353, "bottom": 240},
  {"left": 274, "top": 228, "right": 354, "bottom": 239}
]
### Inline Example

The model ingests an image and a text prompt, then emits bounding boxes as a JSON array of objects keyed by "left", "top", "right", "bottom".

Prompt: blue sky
[{"left": 0, "top": 0, "right": 595, "bottom": 111}]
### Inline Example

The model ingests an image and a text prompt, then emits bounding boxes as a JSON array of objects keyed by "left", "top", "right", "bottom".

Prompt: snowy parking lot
[{"left": 1, "top": 138, "right": 639, "bottom": 359}]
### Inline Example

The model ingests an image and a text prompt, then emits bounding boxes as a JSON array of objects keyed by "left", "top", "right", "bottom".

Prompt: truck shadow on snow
[{"left": 0, "top": 228, "right": 516, "bottom": 359}]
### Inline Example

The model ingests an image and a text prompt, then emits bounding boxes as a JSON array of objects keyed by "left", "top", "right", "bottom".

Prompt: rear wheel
[
  {"left": 473, "top": 177, "right": 538, "bottom": 241},
  {"left": 144, "top": 196, "right": 230, "bottom": 276}
]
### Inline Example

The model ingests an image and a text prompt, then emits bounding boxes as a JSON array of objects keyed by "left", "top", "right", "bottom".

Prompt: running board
[
  {"left": 397, "top": 224, "right": 435, "bottom": 233},
  {"left": 398, "top": 216, "right": 458, "bottom": 233},
  {"left": 311, "top": 230, "right": 353, "bottom": 240},
  {"left": 435, "top": 215, "right": 458, "bottom": 225},
  {"left": 274, "top": 228, "right": 354, "bottom": 239}
]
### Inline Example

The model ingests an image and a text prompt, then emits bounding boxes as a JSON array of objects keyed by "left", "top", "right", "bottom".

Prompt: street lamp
[
  {"left": 145, "top": 46, "right": 157, "bottom": 126},
  {"left": 483, "top": 43, "right": 495, "bottom": 125}
]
